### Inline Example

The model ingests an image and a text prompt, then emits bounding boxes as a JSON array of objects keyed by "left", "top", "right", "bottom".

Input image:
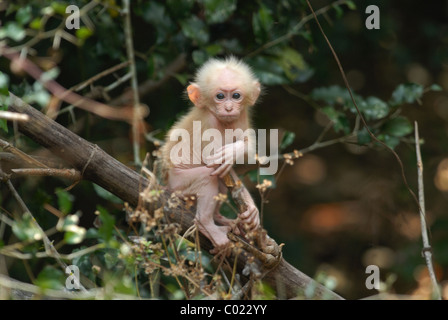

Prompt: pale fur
[{"left": 161, "top": 57, "right": 260, "bottom": 171}]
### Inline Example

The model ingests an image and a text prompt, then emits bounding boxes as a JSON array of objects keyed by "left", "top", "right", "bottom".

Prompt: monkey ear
[
  {"left": 187, "top": 83, "right": 202, "bottom": 107},
  {"left": 249, "top": 81, "right": 261, "bottom": 106}
]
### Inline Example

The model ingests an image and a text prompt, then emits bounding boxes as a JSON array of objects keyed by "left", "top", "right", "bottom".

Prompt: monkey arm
[
  {"left": 226, "top": 169, "right": 260, "bottom": 230},
  {"left": 206, "top": 140, "right": 246, "bottom": 178}
]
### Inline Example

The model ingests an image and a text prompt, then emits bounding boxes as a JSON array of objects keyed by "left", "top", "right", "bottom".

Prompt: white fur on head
[{"left": 192, "top": 56, "right": 261, "bottom": 106}]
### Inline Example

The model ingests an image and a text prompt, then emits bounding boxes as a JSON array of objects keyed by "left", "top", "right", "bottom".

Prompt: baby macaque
[{"left": 161, "top": 56, "right": 261, "bottom": 252}]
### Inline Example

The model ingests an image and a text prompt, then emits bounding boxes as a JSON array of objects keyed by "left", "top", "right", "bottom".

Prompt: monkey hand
[
  {"left": 206, "top": 140, "right": 245, "bottom": 178},
  {"left": 238, "top": 203, "right": 260, "bottom": 231}
]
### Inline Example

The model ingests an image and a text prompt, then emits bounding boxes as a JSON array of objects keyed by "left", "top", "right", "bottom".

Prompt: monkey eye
[
  {"left": 216, "top": 93, "right": 225, "bottom": 100},
  {"left": 232, "top": 93, "right": 241, "bottom": 100}
]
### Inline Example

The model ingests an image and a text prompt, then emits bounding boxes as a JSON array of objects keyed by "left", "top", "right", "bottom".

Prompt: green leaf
[
  {"left": 252, "top": 4, "right": 273, "bottom": 43},
  {"left": 93, "top": 184, "right": 122, "bottom": 204},
  {"left": 280, "top": 131, "right": 296, "bottom": 151},
  {"left": 390, "top": 83, "right": 424, "bottom": 106},
  {"left": 97, "top": 206, "right": 115, "bottom": 242},
  {"left": 41, "top": 68, "right": 60, "bottom": 82},
  {"left": 202, "top": 0, "right": 237, "bottom": 24},
  {"left": 139, "top": 2, "right": 173, "bottom": 45},
  {"left": 64, "top": 225, "right": 86, "bottom": 244},
  {"left": 0, "top": 22, "right": 26, "bottom": 41},
  {"left": 34, "top": 266, "right": 65, "bottom": 290},
  {"left": 382, "top": 116, "right": 413, "bottom": 137},
  {"left": 0, "top": 72, "right": 9, "bottom": 93},
  {"left": 311, "top": 85, "right": 360, "bottom": 108},
  {"left": 56, "top": 188, "right": 74, "bottom": 215},
  {"left": 16, "top": 6, "right": 32, "bottom": 25},
  {"left": 12, "top": 212, "right": 42, "bottom": 241},
  {"left": 378, "top": 134, "right": 400, "bottom": 149},
  {"left": 30, "top": 17, "right": 43, "bottom": 30},
  {"left": 192, "top": 50, "right": 208, "bottom": 65},
  {"left": 55, "top": 213, "right": 85, "bottom": 244},
  {"left": 332, "top": 3, "right": 344, "bottom": 18},
  {"left": 0, "top": 72, "right": 9, "bottom": 133},
  {"left": 249, "top": 56, "right": 289, "bottom": 85},
  {"left": 166, "top": 0, "right": 195, "bottom": 19},
  {"left": 173, "top": 73, "right": 189, "bottom": 86},
  {"left": 205, "top": 44, "right": 223, "bottom": 56},
  {"left": 0, "top": 105, "right": 8, "bottom": 133},
  {"left": 76, "top": 26, "right": 93, "bottom": 40},
  {"left": 25, "top": 81, "right": 51, "bottom": 107},
  {"left": 276, "top": 47, "right": 311, "bottom": 82},
  {"left": 104, "top": 250, "right": 119, "bottom": 269},
  {"left": 58, "top": 214, "right": 79, "bottom": 230},
  {"left": 428, "top": 84, "right": 442, "bottom": 91},
  {"left": 346, "top": 1, "right": 357, "bottom": 10},
  {"left": 359, "top": 96, "right": 389, "bottom": 120},
  {"left": 321, "top": 106, "right": 350, "bottom": 134},
  {"left": 51, "top": 2, "right": 68, "bottom": 15},
  {"left": 357, "top": 127, "right": 372, "bottom": 145},
  {"left": 180, "top": 16, "right": 209, "bottom": 45}
]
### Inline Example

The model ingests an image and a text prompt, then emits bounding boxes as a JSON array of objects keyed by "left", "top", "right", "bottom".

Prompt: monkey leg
[{"left": 168, "top": 166, "right": 231, "bottom": 250}]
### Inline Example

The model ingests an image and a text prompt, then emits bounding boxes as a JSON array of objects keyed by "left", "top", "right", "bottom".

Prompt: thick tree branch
[{"left": 7, "top": 93, "right": 343, "bottom": 300}]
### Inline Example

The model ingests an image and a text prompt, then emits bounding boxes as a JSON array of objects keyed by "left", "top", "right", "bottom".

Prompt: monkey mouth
[{"left": 218, "top": 114, "right": 239, "bottom": 122}]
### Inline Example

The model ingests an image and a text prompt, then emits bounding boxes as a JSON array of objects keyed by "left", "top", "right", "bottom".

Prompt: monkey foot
[
  {"left": 227, "top": 230, "right": 283, "bottom": 269},
  {"left": 195, "top": 219, "right": 231, "bottom": 254}
]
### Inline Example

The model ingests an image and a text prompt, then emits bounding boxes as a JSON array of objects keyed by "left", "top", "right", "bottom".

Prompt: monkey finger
[
  {"left": 218, "top": 164, "right": 233, "bottom": 178},
  {"left": 243, "top": 213, "right": 257, "bottom": 227},
  {"left": 239, "top": 208, "right": 253, "bottom": 219},
  {"left": 211, "top": 164, "right": 230, "bottom": 176},
  {"left": 206, "top": 162, "right": 220, "bottom": 168},
  {"left": 207, "top": 156, "right": 226, "bottom": 166},
  {"left": 243, "top": 217, "right": 258, "bottom": 230},
  {"left": 206, "top": 153, "right": 222, "bottom": 162},
  {"left": 240, "top": 208, "right": 259, "bottom": 227}
]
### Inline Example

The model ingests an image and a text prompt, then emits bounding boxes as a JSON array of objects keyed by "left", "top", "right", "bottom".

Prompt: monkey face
[
  {"left": 186, "top": 59, "right": 261, "bottom": 123},
  {"left": 212, "top": 88, "right": 245, "bottom": 122},
  {"left": 210, "top": 69, "right": 247, "bottom": 122}
]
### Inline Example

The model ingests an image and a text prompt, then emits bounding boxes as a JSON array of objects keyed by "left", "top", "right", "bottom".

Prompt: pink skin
[
  {"left": 168, "top": 67, "right": 260, "bottom": 253},
  {"left": 204, "top": 69, "right": 250, "bottom": 177},
  {"left": 167, "top": 166, "right": 259, "bottom": 253}
]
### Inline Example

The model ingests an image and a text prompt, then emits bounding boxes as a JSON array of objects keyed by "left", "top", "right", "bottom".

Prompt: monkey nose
[{"left": 225, "top": 103, "right": 233, "bottom": 111}]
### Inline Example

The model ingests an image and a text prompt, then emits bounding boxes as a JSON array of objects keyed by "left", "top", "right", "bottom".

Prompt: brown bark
[{"left": 7, "top": 92, "right": 343, "bottom": 300}]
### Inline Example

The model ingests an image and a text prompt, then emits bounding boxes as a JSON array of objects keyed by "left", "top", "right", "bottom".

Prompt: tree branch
[
  {"left": 414, "top": 121, "right": 441, "bottom": 300},
  {"left": 7, "top": 92, "right": 343, "bottom": 300}
]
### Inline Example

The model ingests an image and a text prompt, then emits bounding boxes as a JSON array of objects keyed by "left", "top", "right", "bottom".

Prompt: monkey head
[{"left": 186, "top": 57, "right": 261, "bottom": 123}]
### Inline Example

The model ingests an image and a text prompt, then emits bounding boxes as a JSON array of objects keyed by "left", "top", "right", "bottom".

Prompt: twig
[
  {"left": 123, "top": 0, "right": 142, "bottom": 166},
  {"left": 246, "top": 0, "right": 350, "bottom": 58},
  {"left": 58, "top": 71, "right": 133, "bottom": 117},
  {"left": 0, "top": 111, "right": 29, "bottom": 121},
  {"left": 5, "top": 180, "right": 29, "bottom": 214},
  {"left": 70, "top": 61, "right": 131, "bottom": 92},
  {"left": 108, "top": 53, "right": 186, "bottom": 106},
  {"left": 414, "top": 121, "right": 442, "bottom": 300},
  {"left": 2, "top": 171, "right": 87, "bottom": 292},
  {"left": 0, "top": 242, "right": 105, "bottom": 261},
  {"left": 11, "top": 168, "right": 81, "bottom": 180},
  {"left": 0, "top": 44, "right": 145, "bottom": 121},
  {"left": 0, "top": 274, "right": 138, "bottom": 300},
  {"left": 0, "top": 139, "right": 48, "bottom": 169},
  {"left": 0, "top": 152, "right": 63, "bottom": 169}
]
